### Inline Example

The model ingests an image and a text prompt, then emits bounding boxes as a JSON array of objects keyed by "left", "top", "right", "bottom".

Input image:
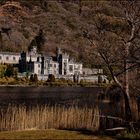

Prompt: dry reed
[{"left": 0, "top": 105, "right": 100, "bottom": 132}]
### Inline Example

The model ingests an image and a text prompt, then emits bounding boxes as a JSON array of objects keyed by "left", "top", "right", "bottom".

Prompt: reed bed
[{"left": 0, "top": 105, "right": 100, "bottom": 132}]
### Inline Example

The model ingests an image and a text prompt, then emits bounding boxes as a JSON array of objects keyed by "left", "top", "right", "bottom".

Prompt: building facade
[
  {"left": 0, "top": 52, "right": 20, "bottom": 64},
  {"left": 0, "top": 47, "right": 108, "bottom": 83},
  {"left": 18, "top": 47, "right": 83, "bottom": 76}
]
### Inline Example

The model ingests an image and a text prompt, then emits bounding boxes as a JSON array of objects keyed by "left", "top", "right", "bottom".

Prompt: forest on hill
[{"left": 0, "top": 0, "right": 138, "bottom": 67}]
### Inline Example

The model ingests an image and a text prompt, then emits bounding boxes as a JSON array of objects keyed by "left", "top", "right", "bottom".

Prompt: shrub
[
  {"left": 34, "top": 74, "right": 38, "bottom": 83},
  {"left": 117, "top": 132, "right": 140, "bottom": 140},
  {"left": 30, "top": 74, "right": 38, "bottom": 81},
  {"left": 47, "top": 74, "right": 55, "bottom": 82},
  {"left": 19, "top": 77, "right": 29, "bottom": 84},
  {"left": 4, "top": 65, "right": 15, "bottom": 77},
  {"left": 0, "top": 77, "right": 8, "bottom": 85},
  {"left": 0, "top": 77, "right": 17, "bottom": 85},
  {"left": 30, "top": 74, "right": 34, "bottom": 82},
  {"left": 0, "top": 64, "right": 7, "bottom": 78}
]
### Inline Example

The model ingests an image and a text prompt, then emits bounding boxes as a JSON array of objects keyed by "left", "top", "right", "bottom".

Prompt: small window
[
  {"left": 54, "top": 64, "right": 56, "bottom": 68},
  {"left": 13, "top": 57, "right": 16, "bottom": 61},
  {"left": 6, "top": 56, "right": 9, "bottom": 60},
  {"left": 38, "top": 64, "right": 40, "bottom": 68},
  {"left": 0, "top": 56, "right": 2, "bottom": 60}
]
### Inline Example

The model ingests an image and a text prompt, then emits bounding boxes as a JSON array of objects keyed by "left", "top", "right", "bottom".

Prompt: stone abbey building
[
  {"left": 0, "top": 47, "right": 108, "bottom": 83},
  {"left": 0, "top": 47, "right": 82, "bottom": 76},
  {"left": 19, "top": 47, "right": 83, "bottom": 76}
]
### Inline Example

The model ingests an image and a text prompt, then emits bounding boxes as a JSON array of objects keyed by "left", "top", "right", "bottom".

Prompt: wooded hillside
[
  {"left": 0, "top": 0, "right": 137, "bottom": 67},
  {"left": 0, "top": 0, "right": 139, "bottom": 75}
]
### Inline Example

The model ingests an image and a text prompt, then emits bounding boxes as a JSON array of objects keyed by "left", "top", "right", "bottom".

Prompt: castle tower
[
  {"left": 61, "top": 53, "right": 69, "bottom": 75},
  {"left": 56, "top": 47, "right": 62, "bottom": 62},
  {"left": 19, "top": 51, "right": 27, "bottom": 73}
]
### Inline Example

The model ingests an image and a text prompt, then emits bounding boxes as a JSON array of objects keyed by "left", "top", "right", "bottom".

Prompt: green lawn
[{"left": 0, "top": 129, "right": 115, "bottom": 140}]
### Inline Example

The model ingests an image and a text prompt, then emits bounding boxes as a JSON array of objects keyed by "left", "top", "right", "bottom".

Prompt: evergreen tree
[
  {"left": 34, "top": 74, "right": 38, "bottom": 83},
  {"left": 36, "top": 29, "right": 45, "bottom": 52},
  {"left": 4, "top": 65, "right": 14, "bottom": 77},
  {"left": 29, "top": 29, "right": 45, "bottom": 53},
  {"left": 30, "top": 74, "right": 34, "bottom": 82}
]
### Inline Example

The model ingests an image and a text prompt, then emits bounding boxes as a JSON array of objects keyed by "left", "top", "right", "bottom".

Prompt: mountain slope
[{"left": 0, "top": 0, "right": 122, "bottom": 67}]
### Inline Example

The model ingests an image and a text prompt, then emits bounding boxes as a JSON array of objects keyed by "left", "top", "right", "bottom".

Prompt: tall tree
[
  {"left": 114, "top": 0, "right": 140, "bottom": 98},
  {"left": 29, "top": 29, "right": 45, "bottom": 53},
  {"left": 83, "top": 0, "right": 140, "bottom": 122}
]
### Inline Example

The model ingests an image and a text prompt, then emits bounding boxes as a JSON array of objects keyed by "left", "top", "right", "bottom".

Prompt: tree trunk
[{"left": 125, "top": 42, "right": 130, "bottom": 99}]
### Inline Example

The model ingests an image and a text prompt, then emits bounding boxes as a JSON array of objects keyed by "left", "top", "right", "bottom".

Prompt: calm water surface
[{"left": 0, "top": 86, "right": 104, "bottom": 107}]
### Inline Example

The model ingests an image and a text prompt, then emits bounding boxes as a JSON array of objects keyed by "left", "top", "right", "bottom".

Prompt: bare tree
[
  {"left": 115, "top": 0, "right": 140, "bottom": 98},
  {"left": 83, "top": 0, "right": 140, "bottom": 122}
]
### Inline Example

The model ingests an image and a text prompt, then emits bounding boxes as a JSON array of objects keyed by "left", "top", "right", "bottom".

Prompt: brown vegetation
[
  {"left": 0, "top": 105, "right": 100, "bottom": 132},
  {"left": 0, "top": 129, "right": 115, "bottom": 140}
]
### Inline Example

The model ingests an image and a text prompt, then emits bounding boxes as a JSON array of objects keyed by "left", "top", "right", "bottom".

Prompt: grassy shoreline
[
  {"left": 0, "top": 129, "right": 115, "bottom": 140},
  {"left": 0, "top": 83, "right": 109, "bottom": 87}
]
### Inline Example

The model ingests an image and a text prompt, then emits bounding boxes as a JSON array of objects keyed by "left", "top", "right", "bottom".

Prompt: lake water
[
  {"left": 0, "top": 86, "right": 127, "bottom": 130},
  {"left": 0, "top": 86, "right": 104, "bottom": 107}
]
